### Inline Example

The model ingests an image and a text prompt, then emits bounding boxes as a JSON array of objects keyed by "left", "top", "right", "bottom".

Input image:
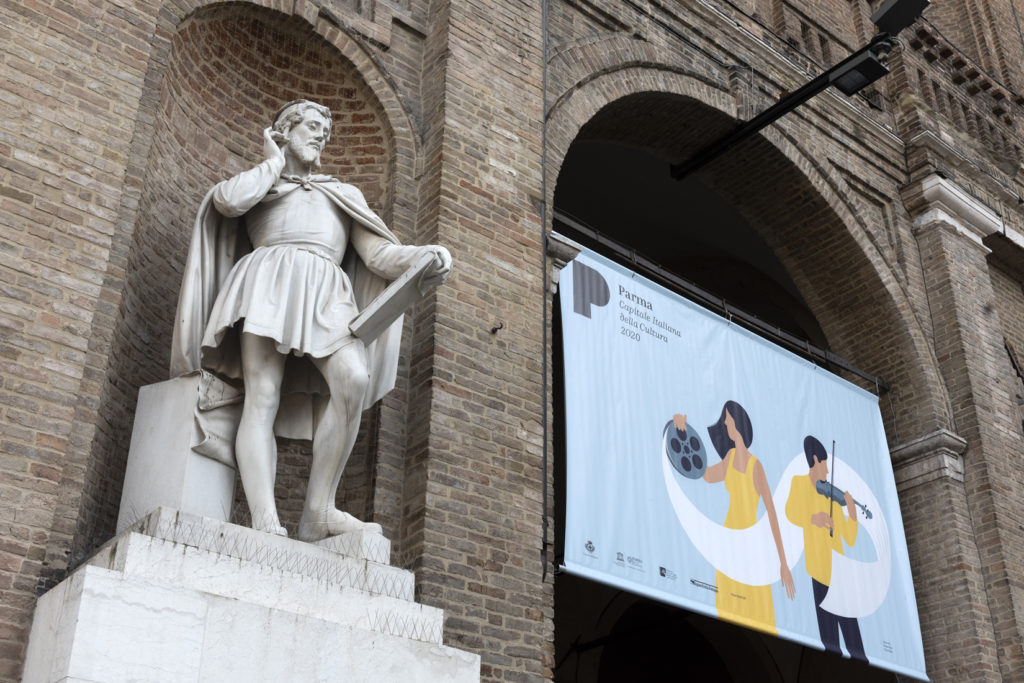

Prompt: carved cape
[{"left": 169, "top": 165, "right": 406, "bottom": 452}]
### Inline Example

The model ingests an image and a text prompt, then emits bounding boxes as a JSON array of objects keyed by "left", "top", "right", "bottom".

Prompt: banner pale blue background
[{"left": 560, "top": 247, "right": 927, "bottom": 680}]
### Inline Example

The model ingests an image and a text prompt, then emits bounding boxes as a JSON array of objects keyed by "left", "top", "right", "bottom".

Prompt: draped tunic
[
  {"left": 170, "top": 157, "right": 424, "bottom": 451},
  {"left": 201, "top": 183, "right": 392, "bottom": 362}
]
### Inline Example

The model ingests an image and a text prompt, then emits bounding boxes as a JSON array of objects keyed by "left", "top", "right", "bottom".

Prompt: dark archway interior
[
  {"left": 554, "top": 572, "right": 895, "bottom": 683},
  {"left": 554, "top": 571, "right": 781, "bottom": 681},
  {"left": 552, "top": 93, "right": 898, "bottom": 682},
  {"left": 555, "top": 139, "right": 827, "bottom": 347}
]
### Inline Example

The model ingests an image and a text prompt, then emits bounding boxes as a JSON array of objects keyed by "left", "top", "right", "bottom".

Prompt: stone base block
[
  {"left": 24, "top": 509, "right": 480, "bottom": 683},
  {"left": 117, "top": 378, "right": 237, "bottom": 532}
]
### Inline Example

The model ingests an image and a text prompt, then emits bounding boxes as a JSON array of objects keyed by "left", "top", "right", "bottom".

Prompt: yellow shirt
[{"left": 785, "top": 474, "right": 857, "bottom": 586}]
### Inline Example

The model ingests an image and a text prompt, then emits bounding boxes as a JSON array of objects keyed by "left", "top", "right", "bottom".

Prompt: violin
[{"left": 815, "top": 480, "right": 872, "bottom": 520}]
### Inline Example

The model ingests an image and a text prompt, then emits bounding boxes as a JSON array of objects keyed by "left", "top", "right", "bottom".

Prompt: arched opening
[
  {"left": 75, "top": 3, "right": 397, "bottom": 559},
  {"left": 555, "top": 133, "right": 826, "bottom": 346},
  {"left": 551, "top": 91, "right": 906, "bottom": 681}
]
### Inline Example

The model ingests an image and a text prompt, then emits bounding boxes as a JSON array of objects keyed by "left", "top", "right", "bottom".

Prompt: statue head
[
  {"left": 273, "top": 100, "right": 332, "bottom": 140},
  {"left": 272, "top": 100, "right": 332, "bottom": 170}
]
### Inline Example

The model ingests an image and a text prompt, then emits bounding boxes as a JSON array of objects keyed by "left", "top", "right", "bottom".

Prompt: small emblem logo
[{"left": 572, "top": 261, "right": 610, "bottom": 318}]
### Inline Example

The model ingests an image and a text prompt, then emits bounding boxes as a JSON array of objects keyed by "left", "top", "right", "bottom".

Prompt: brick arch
[
  {"left": 176, "top": 0, "right": 422, "bottom": 192},
  {"left": 709, "top": 123, "right": 955, "bottom": 440},
  {"left": 48, "top": 0, "right": 421, "bottom": 576},
  {"left": 546, "top": 65, "right": 736, "bottom": 208},
  {"left": 546, "top": 70, "right": 953, "bottom": 445},
  {"left": 547, "top": 32, "right": 700, "bottom": 108}
]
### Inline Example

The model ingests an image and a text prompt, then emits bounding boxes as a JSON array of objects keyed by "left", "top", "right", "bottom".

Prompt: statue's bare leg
[
  {"left": 237, "top": 332, "right": 287, "bottom": 536},
  {"left": 298, "top": 341, "right": 378, "bottom": 541}
]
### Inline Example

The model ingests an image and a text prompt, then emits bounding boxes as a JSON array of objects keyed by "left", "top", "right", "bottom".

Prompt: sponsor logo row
[{"left": 583, "top": 540, "right": 678, "bottom": 581}]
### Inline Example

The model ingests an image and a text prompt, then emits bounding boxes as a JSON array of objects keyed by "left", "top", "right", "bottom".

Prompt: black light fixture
[
  {"left": 670, "top": 0, "right": 929, "bottom": 181},
  {"left": 830, "top": 37, "right": 892, "bottom": 96}
]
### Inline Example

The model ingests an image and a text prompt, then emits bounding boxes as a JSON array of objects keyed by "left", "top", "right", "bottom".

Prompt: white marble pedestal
[
  {"left": 117, "top": 377, "right": 238, "bottom": 533},
  {"left": 23, "top": 508, "right": 480, "bottom": 682}
]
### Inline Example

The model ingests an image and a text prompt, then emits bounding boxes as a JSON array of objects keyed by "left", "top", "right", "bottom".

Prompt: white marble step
[
  {"left": 88, "top": 532, "right": 443, "bottom": 643},
  {"left": 24, "top": 564, "right": 479, "bottom": 683},
  {"left": 85, "top": 508, "right": 439, "bottom": 642},
  {"left": 106, "top": 507, "right": 403, "bottom": 594}
]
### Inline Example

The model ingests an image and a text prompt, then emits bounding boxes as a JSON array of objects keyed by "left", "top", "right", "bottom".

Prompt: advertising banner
[{"left": 559, "top": 246, "right": 927, "bottom": 680}]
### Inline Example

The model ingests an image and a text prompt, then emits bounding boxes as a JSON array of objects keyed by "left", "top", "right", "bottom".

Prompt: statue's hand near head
[{"left": 262, "top": 127, "right": 286, "bottom": 167}]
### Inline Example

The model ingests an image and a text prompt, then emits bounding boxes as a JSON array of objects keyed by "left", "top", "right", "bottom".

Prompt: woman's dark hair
[
  {"left": 707, "top": 400, "right": 753, "bottom": 459},
  {"left": 803, "top": 435, "right": 828, "bottom": 468}
]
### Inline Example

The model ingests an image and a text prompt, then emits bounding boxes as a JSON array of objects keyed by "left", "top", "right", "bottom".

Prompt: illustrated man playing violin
[{"left": 785, "top": 435, "right": 868, "bottom": 662}]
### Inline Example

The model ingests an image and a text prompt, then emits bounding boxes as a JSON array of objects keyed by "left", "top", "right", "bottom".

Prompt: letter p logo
[{"left": 572, "top": 261, "right": 610, "bottom": 318}]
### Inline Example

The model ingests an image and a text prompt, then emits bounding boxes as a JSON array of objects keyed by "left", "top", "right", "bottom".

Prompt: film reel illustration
[{"left": 662, "top": 419, "right": 707, "bottom": 480}]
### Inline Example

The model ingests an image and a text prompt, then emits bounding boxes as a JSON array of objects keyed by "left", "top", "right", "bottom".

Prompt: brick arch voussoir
[
  {"left": 546, "top": 68, "right": 953, "bottom": 445},
  {"left": 715, "top": 125, "right": 955, "bottom": 442},
  {"left": 548, "top": 32, "right": 681, "bottom": 102},
  {"left": 545, "top": 66, "right": 734, "bottom": 213}
]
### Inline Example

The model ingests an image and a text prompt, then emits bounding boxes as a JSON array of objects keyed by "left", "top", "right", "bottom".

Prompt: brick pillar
[
  {"left": 400, "top": 2, "right": 549, "bottom": 681},
  {"left": 890, "top": 429, "right": 995, "bottom": 681},
  {"left": 902, "top": 173, "right": 1024, "bottom": 680}
]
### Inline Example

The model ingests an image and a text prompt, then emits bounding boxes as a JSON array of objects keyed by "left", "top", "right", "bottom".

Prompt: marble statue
[{"left": 168, "top": 100, "right": 451, "bottom": 541}]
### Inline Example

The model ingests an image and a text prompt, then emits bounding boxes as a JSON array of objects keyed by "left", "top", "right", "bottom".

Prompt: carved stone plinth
[
  {"left": 23, "top": 508, "right": 480, "bottom": 682},
  {"left": 117, "top": 376, "right": 239, "bottom": 533}
]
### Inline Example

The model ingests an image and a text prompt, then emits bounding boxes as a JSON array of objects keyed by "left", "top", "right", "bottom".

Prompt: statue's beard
[{"left": 295, "top": 144, "right": 321, "bottom": 170}]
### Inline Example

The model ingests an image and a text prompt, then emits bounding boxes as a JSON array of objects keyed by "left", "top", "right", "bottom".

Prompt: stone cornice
[
  {"left": 904, "top": 128, "right": 1023, "bottom": 204},
  {"left": 546, "top": 232, "right": 583, "bottom": 293},
  {"left": 890, "top": 428, "right": 967, "bottom": 489},
  {"left": 901, "top": 172, "right": 1002, "bottom": 248}
]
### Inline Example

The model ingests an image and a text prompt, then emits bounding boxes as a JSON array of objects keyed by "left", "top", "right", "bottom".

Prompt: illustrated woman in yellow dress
[{"left": 674, "top": 401, "right": 795, "bottom": 634}]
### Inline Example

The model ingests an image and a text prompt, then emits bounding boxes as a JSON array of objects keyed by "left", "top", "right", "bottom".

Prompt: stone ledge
[
  {"left": 24, "top": 565, "right": 479, "bottom": 683},
  {"left": 901, "top": 171, "right": 1003, "bottom": 249},
  {"left": 891, "top": 429, "right": 967, "bottom": 489},
  {"left": 106, "top": 508, "right": 403, "bottom": 596}
]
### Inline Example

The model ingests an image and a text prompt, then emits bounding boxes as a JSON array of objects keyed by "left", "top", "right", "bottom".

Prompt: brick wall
[
  {"left": 911, "top": 221, "right": 1024, "bottom": 679},
  {"left": 926, "top": 0, "right": 1024, "bottom": 95},
  {"left": 0, "top": 0, "right": 162, "bottom": 675},
  {"left": 5, "top": 0, "right": 1024, "bottom": 681},
  {"left": 399, "top": 2, "right": 550, "bottom": 679},
  {"left": 990, "top": 260, "right": 1024, "bottom": 405}
]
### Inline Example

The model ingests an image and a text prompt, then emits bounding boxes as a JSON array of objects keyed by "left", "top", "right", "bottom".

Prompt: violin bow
[{"left": 829, "top": 440, "right": 836, "bottom": 537}]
